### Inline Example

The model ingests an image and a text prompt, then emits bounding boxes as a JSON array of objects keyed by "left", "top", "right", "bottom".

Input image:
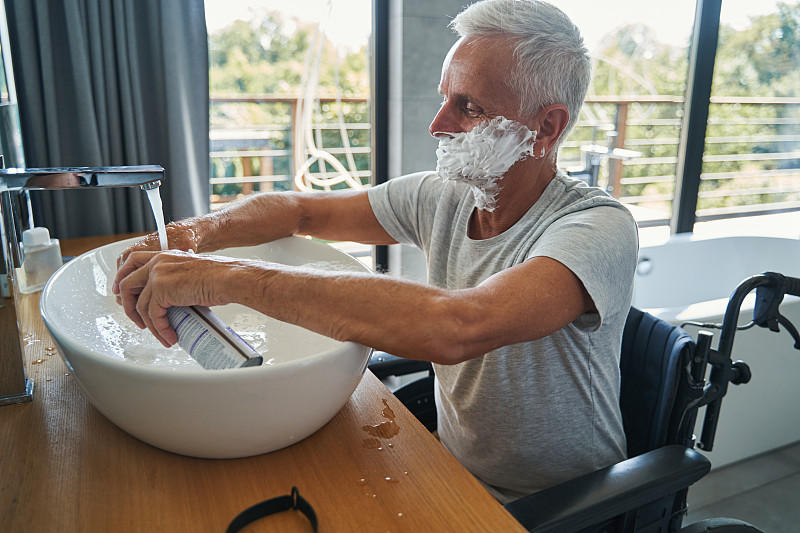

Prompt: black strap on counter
[{"left": 226, "top": 486, "right": 318, "bottom": 533}]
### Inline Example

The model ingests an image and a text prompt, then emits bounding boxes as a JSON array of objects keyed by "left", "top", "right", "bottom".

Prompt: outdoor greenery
[
  {"left": 577, "top": 2, "right": 800, "bottom": 215},
  {"left": 208, "top": 3, "right": 800, "bottom": 216},
  {"left": 700, "top": 3, "right": 800, "bottom": 213},
  {"left": 208, "top": 10, "right": 369, "bottom": 198}
]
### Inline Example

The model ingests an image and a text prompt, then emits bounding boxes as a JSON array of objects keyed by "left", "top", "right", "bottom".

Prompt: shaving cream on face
[{"left": 435, "top": 116, "right": 537, "bottom": 211}]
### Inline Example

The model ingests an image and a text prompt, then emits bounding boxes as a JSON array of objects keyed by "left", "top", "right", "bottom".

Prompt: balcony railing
[
  {"left": 210, "top": 95, "right": 800, "bottom": 226},
  {"left": 210, "top": 95, "right": 370, "bottom": 206},
  {"left": 562, "top": 95, "right": 800, "bottom": 225}
]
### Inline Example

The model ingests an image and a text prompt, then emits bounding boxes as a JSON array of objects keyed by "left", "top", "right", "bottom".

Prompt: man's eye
[{"left": 465, "top": 103, "right": 483, "bottom": 117}]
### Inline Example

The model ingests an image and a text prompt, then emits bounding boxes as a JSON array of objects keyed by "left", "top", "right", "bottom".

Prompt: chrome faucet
[{"left": 0, "top": 162, "right": 164, "bottom": 406}]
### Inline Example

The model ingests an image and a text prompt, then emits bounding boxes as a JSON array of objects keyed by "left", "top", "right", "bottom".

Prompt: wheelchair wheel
[{"left": 679, "top": 517, "right": 763, "bottom": 532}]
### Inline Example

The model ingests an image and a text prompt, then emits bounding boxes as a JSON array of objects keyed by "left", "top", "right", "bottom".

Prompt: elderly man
[{"left": 114, "top": 0, "right": 637, "bottom": 503}]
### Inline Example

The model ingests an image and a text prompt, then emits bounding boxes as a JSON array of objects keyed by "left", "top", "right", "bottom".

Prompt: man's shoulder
[
  {"left": 382, "top": 170, "right": 472, "bottom": 204},
  {"left": 553, "top": 170, "right": 618, "bottom": 203},
  {"left": 545, "top": 170, "right": 634, "bottom": 221},
  {"left": 390, "top": 170, "right": 440, "bottom": 185}
]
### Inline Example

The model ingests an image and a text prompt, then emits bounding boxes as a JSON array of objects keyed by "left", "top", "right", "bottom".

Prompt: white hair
[{"left": 451, "top": 0, "right": 591, "bottom": 147}]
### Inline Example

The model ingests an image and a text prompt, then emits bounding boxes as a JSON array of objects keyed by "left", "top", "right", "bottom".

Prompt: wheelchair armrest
[
  {"left": 368, "top": 351, "right": 433, "bottom": 381},
  {"left": 503, "top": 445, "right": 711, "bottom": 533}
]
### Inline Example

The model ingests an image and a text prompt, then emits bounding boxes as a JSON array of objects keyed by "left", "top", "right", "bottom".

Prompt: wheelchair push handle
[
  {"left": 751, "top": 272, "right": 800, "bottom": 350},
  {"left": 784, "top": 274, "right": 800, "bottom": 298},
  {"left": 696, "top": 271, "right": 799, "bottom": 451},
  {"left": 759, "top": 271, "right": 800, "bottom": 298}
]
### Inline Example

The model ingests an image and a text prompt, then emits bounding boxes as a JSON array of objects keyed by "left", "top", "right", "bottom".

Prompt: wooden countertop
[{"left": 0, "top": 234, "right": 526, "bottom": 532}]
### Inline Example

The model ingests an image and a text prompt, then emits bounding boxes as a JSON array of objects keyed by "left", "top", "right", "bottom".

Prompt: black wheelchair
[{"left": 369, "top": 271, "right": 800, "bottom": 532}]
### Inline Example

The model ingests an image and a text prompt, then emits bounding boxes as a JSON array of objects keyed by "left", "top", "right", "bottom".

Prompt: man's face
[
  {"left": 429, "top": 36, "right": 526, "bottom": 137},
  {"left": 430, "top": 37, "right": 539, "bottom": 212}
]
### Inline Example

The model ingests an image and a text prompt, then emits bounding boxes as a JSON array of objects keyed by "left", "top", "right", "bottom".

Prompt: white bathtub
[{"left": 633, "top": 235, "right": 800, "bottom": 467}]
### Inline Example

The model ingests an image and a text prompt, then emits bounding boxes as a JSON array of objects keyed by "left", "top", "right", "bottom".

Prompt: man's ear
[{"left": 535, "top": 104, "right": 570, "bottom": 153}]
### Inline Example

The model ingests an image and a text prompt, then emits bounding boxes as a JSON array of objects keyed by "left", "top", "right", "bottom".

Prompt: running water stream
[
  {"left": 140, "top": 183, "right": 264, "bottom": 369},
  {"left": 144, "top": 186, "right": 168, "bottom": 251}
]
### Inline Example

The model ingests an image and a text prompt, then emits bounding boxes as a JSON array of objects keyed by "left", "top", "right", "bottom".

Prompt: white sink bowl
[{"left": 40, "top": 236, "right": 372, "bottom": 458}]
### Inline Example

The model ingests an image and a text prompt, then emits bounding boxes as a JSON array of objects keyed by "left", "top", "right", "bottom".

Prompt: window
[
  {"left": 205, "top": 0, "right": 371, "bottom": 207},
  {"left": 699, "top": 1, "right": 800, "bottom": 220},
  {"left": 555, "top": 0, "right": 696, "bottom": 227},
  {"left": 554, "top": 0, "right": 800, "bottom": 231}
]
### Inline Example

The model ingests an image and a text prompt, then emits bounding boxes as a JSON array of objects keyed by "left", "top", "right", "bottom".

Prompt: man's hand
[
  {"left": 117, "top": 220, "right": 200, "bottom": 262},
  {"left": 112, "top": 221, "right": 201, "bottom": 293},
  {"left": 112, "top": 250, "right": 246, "bottom": 347}
]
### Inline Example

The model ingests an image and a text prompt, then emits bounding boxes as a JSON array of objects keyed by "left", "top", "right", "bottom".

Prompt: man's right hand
[{"left": 115, "top": 220, "right": 201, "bottom": 272}]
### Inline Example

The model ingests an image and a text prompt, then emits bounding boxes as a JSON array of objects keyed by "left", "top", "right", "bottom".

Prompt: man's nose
[{"left": 429, "top": 105, "right": 457, "bottom": 138}]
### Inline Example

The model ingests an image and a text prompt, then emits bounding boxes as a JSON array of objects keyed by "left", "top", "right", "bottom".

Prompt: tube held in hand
[{"left": 166, "top": 306, "right": 263, "bottom": 370}]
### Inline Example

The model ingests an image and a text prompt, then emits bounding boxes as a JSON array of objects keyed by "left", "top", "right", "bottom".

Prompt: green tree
[
  {"left": 701, "top": 2, "right": 800, "bottom": 211},
  {"left": 576, "top": 4, "right": 800, "bottom": 213},
  {"left": 714, "top": 2, "right": 800, "bottom": 97},
  {"left": 208, "top": 10, "right": 370, "bottom": 199},
  {"left": 209, "top": 10, "right": 368, "bottom": 98}
]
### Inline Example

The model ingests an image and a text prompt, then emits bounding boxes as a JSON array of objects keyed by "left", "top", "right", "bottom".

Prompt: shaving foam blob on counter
[{"left": 435, "top": 116, "right": 537, "bottom": 211}]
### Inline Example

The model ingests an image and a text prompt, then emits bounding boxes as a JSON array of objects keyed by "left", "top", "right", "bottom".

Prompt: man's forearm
[
  {"left": 231, "top": 262, "right": 482, "bottom": 364},
  {"left": 194, "top": 193, "right": 304, "bottom": 253},
  {"left": 191, "top": 189, "right": 395, "bottom": 252},
  {"left": 225, "top": 255, "right": 592, "bottom": 365},
  {"left": 115, "top": 245, "right": 590, "bottom": 362}
]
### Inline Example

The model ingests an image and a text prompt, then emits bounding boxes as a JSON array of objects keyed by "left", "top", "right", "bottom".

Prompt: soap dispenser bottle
[{"left": 17, "top": 227, "right": 62, "bottom": 294}]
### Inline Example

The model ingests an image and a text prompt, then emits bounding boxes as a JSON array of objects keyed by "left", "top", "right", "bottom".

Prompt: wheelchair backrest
[{"left": 619, "top": 307, "right": 697, "bottom": 458}]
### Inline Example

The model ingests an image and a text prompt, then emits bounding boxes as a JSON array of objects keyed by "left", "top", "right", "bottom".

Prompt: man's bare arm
[
  {"left": 115, "top": 250, "right": 593, "bottom": 364},
  {"left": 117, "top": 189, "right": 397, "bottom": 265},
  {"left": 199, "top": 189, "right": 398, "bottom": 249},
  {"left": 233, "top": 255, "right": 593, "bottom": 363}
]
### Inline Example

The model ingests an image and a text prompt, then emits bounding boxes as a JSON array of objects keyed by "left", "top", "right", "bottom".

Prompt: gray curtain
[{"left": 4, "top": 0, "right": 209, "bottom": 239}]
